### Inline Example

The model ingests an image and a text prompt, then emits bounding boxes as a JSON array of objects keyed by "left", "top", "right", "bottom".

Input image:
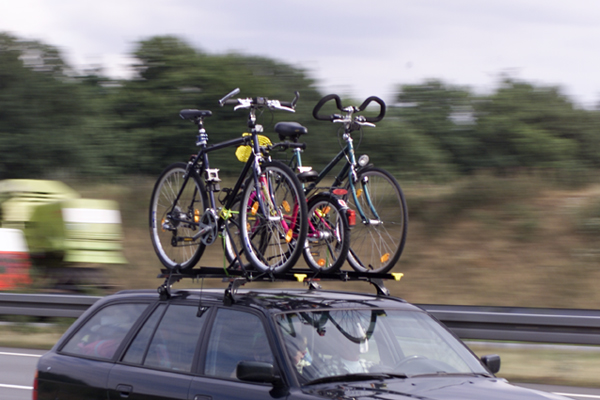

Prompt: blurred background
[{"left": 1, "top": 1, "right": 600, "bottom": 308}]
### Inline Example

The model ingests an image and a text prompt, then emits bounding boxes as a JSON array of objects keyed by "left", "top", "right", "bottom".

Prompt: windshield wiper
[
  {"left": 306, "top": 372, "right": 407, "bottom": 385},
  {"left": 410, "top": 372, "right": 494, "bottom": 378}
]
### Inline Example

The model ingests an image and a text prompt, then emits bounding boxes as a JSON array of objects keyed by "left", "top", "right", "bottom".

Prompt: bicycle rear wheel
[
  {"left": 303, "top": 193, "right": 350, "bottom": 273},
  {"left": 149, "top": 162, "right": 208, "bottom": 269},
  {"left": 240, "top": 161, "right": 308, "bottom": 273},
  {"left": 345, "top": 166, "right": 407, "bottom": 273}
]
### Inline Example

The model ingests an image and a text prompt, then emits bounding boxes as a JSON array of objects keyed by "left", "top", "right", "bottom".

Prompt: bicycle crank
[{"left": 193, "top": 209, "right": 219, "bottom": 245}]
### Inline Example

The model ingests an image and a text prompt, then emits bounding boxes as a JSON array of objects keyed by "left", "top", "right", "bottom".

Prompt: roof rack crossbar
[{"left": 157, "top": 267, "right": 403, "bottom": 299}]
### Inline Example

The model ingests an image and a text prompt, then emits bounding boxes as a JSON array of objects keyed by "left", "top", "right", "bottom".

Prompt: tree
[
  {"left": 0, "top": 33, "right": 89, "bottom": 179},
  {"left": 472, "top": 80, "right": 588, "bottom": 173},
  {"left": 394, "top": 80, "right": 478, "bottom": 174},
  {"left": 107, "top": 35, "right": 323, "bottom": 175}
]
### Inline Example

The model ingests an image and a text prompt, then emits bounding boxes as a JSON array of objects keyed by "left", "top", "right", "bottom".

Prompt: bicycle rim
[
  {"left": 149, "top": 163, "right": 207, "bottom": 269},
  {"left": 303, "top": 194, "right": 349, "bottom": 273},
  {"left": 345, "top": 167, "right": 407, "bottom": 273},
  {"left": 240, "top": 161, "right": 307, "bottom": 273}
]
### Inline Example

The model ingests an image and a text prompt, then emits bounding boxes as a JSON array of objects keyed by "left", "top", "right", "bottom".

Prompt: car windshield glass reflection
[{"left": 275, "top": 309, "right": 488, "bottom": 383}]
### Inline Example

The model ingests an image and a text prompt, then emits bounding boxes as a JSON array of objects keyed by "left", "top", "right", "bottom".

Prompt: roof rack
[{"left": 157, "top": 266, "right": 403, "bottom": 302}]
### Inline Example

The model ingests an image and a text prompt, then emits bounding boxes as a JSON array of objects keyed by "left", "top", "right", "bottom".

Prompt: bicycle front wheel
[
  {"left": 345, "top": 166, "right": 407, "bottom": 273},
  {"left": 149, "top": 163, "right": 208, "bottom": 270},
  {"left": 303, "top": 193, "right": 350, "bottom": 273},
  {"left": 240, "top": 161, "right": 308, "bottom": 273}
]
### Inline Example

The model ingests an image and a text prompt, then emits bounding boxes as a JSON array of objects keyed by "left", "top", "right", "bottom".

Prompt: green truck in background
[{"left": 0, "top": 179, "right": 126, "bottom": 291}]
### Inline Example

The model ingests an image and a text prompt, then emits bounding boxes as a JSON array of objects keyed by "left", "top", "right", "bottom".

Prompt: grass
[{"left": 27, "top": 172, "right": 600, "bottom": 306}]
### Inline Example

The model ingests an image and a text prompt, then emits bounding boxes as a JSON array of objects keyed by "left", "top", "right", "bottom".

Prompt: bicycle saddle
[
  {"left": 180, "top": 109, "right": 213, "bottom": 121},
  {"left": 275, "top": 122, "right": 307, "bottom": 141}
]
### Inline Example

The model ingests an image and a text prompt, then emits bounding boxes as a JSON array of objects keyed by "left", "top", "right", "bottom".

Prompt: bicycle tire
[
  {"left": 303, "top": 193, "right": 350, "bottom": 273},
  {"left": 149, "top": 162, "right": 208, "bottom": 270},
  {"left": 240, "top": 160, "right": 308, "bottom": 273},
  {"left": 344, "top": 166, "right": 407, "bottom": 273}
]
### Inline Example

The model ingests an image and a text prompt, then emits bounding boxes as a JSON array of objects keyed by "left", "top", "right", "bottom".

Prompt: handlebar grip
[
  {"left": 219, "top": 88, "right": 241, "bottom": 106},
  {"left": 312, "top": 94, "right": 343, "bottom": 121},
  {"left": 223, "top": 99, "right": 239, "bottom": 106},
  {"left": 357, "top": 96, "right": 386, "bottom": 123}
]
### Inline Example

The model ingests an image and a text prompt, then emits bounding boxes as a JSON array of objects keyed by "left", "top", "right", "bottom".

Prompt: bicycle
[
  {"left": 266, "top": 127, "right": 351, "bottom": 274},
  {"left": 281, "top": 94, "right": 408, "bottom": 274},
  {"left": 149, "top": 88, "right": 308, "bottom": 274}
]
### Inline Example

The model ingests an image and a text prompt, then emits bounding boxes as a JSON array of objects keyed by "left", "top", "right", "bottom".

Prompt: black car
[{"left": 34, "top": 277, "right": 568, "bottom": 400}]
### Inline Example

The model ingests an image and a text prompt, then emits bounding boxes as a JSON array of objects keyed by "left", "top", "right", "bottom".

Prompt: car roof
[{"left": 108, "top": 287, "right": 419, "bottom": 313}]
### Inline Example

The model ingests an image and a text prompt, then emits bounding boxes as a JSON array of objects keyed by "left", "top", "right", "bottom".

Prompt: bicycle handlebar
[
  {"left": 218, "top": 89, "right": 299, "bottom": 113},
  {"left": 312, "top": 94, "right": 344, "bottom": 121},
  {"left": 219, "top": 88, "right": 241, "bottom": 106},
  {"left": 312, "top": 94, "right": 386, "bottom": 123},
  {"left": 357, "top": 96, "right": 386, "bottom": 122}
]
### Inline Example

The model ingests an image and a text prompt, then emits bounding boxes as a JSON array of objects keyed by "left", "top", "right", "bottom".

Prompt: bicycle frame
[
  {"left": 288, "top": 134, "right": 379, "bottom": 225},
  {"left": 162, "top": 131, "right": 275, "bottom": 251}
]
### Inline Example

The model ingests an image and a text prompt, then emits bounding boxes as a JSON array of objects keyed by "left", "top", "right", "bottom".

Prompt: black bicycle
[{"left": 149, "top": 89, "right": 308, "bottom": 274}]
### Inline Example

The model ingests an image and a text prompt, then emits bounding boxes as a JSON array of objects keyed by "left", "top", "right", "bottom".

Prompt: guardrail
[
  {"left": 2, "top": 293, "right": 600, "bottom": 346},
  {"left": 0, "top": 293, "right": 100, "bottom": 318},
  {"left": 420, "top": 304, "right": 600, "bottom": 346}
]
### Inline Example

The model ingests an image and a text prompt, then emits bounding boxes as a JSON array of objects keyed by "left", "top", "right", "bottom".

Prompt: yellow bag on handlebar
[{"left": 235, "top": 133, "right": 272, "bottom": 162}]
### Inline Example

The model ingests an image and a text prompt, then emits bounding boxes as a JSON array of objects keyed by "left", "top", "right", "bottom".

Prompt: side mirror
[
  {"left": 236, "top": 361, "right": 281, "bottom": 384},
  {"left": 481, "top": 354, "right": 501, "bottom": 374}
]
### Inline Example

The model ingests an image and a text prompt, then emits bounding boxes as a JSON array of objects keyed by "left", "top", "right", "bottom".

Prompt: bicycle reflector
[{"left": 347, "top": 209, "right": 356, "bottom": 226}]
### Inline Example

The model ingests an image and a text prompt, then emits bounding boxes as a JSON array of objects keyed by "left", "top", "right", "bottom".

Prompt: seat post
[{"left": 196, "top": 118, "right": 208, "bottom": 147}]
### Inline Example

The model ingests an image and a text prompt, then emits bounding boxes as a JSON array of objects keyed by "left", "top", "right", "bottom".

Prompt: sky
[{"left": 1, "top": 0, "right": 600, "bottom": 107}]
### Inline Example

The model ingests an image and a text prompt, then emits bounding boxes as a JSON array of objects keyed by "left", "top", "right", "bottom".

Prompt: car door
[
  {"left": 107, "top": 302, "right": 209, "bottom": 400},
  {"left": 37, "top": 302, "right": 149, "bottom": 400},
  {"left": 189, "top": 307, "right": 279, "bottom": 400}
]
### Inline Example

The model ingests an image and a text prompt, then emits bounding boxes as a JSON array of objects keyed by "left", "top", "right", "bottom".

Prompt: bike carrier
[{"left": 157, "top": 266, "right": 403, "bottom": 303}]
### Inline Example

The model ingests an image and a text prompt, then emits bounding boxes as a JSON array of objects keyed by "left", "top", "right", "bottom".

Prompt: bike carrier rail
[{"left": 157, "top": 267, "right": 403, "bottom": 302}]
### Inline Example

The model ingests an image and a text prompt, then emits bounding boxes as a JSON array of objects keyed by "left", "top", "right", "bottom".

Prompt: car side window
[
  {"left": 122, "top": 303, "right": 167, "bottom": 365},
  {"left": 122, "top": 303, "right": 206, "bottom": 372},
  {"left": 204, "top": 308, "right": 274, "bottom": 380},
  {"left": 61, "top": 303, "right": 148, "bottom": 360}
]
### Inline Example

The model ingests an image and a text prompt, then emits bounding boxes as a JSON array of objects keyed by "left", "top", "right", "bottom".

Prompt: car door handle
[
  {"left": 116, "top": 384, "right": 133, "bottom": 398},
  {"left": 194, "top": 395, "right": 212, "bottom": 400}
]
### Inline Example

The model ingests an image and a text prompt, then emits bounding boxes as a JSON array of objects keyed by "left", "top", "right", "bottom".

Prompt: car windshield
[{"left": 275, "top": 308, "right": 488, "bottom": 383}]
